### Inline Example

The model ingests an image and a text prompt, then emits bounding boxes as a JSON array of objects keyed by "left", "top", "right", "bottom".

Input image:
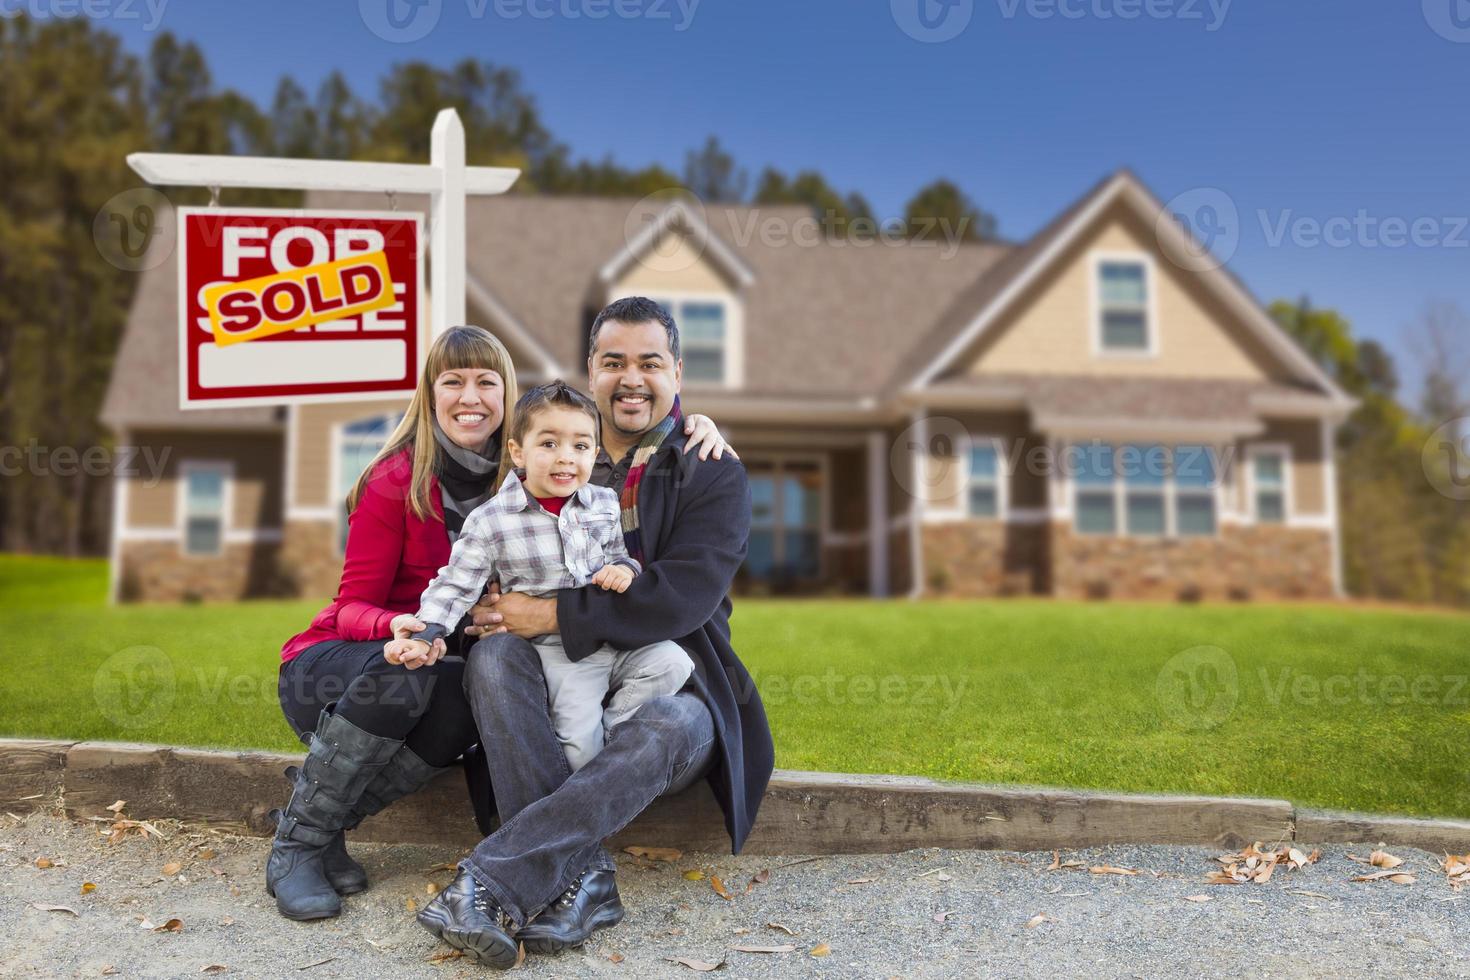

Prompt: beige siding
[
  {"left": 291, "top": 399, "right": 411, "bottom": 509},
  {"left": 1232, "top": 418, "right": 1325, "bottom": 516},
  {"left": 125, "top": 430, "right": 283, "bottom": 530},
  {"left": 963, "top": 202, "right": 1293, "bottom": 383},
  {"left": 918, "top": 412, "right": 1038, "bottom": 515},
  {"left": 612, "top": 232, "right": 736, "bottom": 296}
]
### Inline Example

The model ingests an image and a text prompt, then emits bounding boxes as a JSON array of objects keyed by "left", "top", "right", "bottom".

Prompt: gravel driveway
[{"left": 2, "top": 811, "right": 1465, "bottom": 978}]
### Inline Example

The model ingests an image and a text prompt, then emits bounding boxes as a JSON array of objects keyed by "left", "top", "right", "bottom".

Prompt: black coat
[{"left": 557, "top": 429, "right": 773, "bottom": 854}]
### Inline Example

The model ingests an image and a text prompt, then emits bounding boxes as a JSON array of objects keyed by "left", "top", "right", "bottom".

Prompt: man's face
[{"left": 587, "top": 319, "right": 681, "bottom": 444}]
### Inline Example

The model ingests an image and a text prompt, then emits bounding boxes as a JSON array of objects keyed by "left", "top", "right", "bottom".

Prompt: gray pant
[
  {"left": 532, "top": 635, "right": 693, "bottom": 772},
  {"left": 461, "top": 633, "right": 716, "bottom": 926}
]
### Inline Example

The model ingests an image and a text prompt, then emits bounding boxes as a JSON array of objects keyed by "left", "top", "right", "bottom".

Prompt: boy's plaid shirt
[{"left": 411, "top": 471, "right": 639, "bottom": 645}]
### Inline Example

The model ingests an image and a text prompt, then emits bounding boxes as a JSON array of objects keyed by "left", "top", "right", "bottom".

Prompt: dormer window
[
  {"left": 644, "top": 294, "right": 737, "bottom": 386},
  {"left": 1095, "top": 256, "right": 1154, "bottom": 355}
]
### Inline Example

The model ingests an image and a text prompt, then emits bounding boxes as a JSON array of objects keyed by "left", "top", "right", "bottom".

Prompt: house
[{"left": 100, "top": 170, "right": 1356, "bottom": 603}]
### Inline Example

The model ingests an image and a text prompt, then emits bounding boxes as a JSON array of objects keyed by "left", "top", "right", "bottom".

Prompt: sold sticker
[{"left": 202, "top": 250, "right": 395, "bottom": 346}]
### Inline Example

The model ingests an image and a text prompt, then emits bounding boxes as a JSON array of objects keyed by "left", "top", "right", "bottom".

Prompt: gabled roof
[
  {"left": 895, "top": 170, "right": 1357, "bottom": 408},
  {"left": 597, "top": 195, "right": 755, "bottom": 290}
]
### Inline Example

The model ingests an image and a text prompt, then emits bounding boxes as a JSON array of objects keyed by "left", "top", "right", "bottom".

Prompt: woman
[{"left": 269, "top": 325, "right": 732, "bottom": 921}]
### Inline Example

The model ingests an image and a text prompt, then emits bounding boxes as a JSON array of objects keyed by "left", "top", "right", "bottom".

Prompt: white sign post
[{"left": 128, "top": 108, "right": 517, "bottom": 340}]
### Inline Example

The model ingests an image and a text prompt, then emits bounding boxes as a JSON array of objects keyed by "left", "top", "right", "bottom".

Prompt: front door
[{"left": 745, "top": 458, "right": 823, "bottom": 587}]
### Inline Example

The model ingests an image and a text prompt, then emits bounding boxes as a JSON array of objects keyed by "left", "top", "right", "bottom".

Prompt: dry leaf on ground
[
  {"left": 1183, "top": 894, "right": 1212, "bottom": 903},
  {"left": 682, "top": 869, "right": 705, "bottom": 881},
  {"left": 733, "top": 944, "right": 795, "bottom": 954},
  {"left": 665, "top": 956, "right": 725, "bottom": 971},
  {"left": 624, "top": 846, "right": 682, "bottom": 862},
  {"left": 1351, "top": 869, "right": 1416, "bottom": 884},
  {"left": 1025, "top": 913, "right": 1054, "bottom": 928},
  {"left": 710, "top": 875, "right": 733, "bottom": 900},
  {"left": 1046, "top": 852, "right": 1084, "bottom": 872},
  {"left": 934, "top": 909, "right": 957, "bottom": 922},
  {"left": 846, "top": 877, "right": 877, "bottom": 885},
  {"left": 200, "top": 966, "right": 228, "bottom": 975},
  {"left": 605, "top": 952, "right": 625, "bottom": 963},
  {"left": 1089, "top": 866, "right": 1139, "bottom": 876},
  {"left": 31, "top": 903, "right": 78, "bottom": 915},
  {"left": 153, "top": 918, "right": 183, "bottom": 933},
  {"left": 106, "top": 800, "right": 126, "bottom": 813},
  {"left": 1441, "top": 854, "right": 1470, "bottom": 890},
  {"left": 809, "top": 943, "right": 832, "bottom": 957},
  {"left": 767, "top": 921, "right": 799, "bottom": 936},
  {"left": 1208, "top": 843, "right": 1318, "bottom": 884},
  {"left": 33, "top": 857, "right": 53, "bottom": 869},
  {"left": 1348, "top": 850, "right": 1405, "bottom": 869},
  {"left": 162, "top": 862, "right": 182, "bottom": 876},
  {"left": 81, "top": 882, "right": 97, "bottom": 895}
]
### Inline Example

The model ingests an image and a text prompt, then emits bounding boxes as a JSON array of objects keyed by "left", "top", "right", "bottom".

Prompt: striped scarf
[{"left": 618, "top": 395, "right": 682, "bottom": 565}]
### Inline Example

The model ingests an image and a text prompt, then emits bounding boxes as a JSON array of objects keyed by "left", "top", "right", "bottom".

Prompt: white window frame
[
  {"left": 1069, "top": 442, "right": 1222, "bottom": 539},
  {"left": 963, "top": 435, "right": 1008, "bottom": 520},
  {"left": 332, "top": 412, "right": 403, "bottom": 555},
  {"left": 613, "top": 288, "right": 744, "bottom": 389},
  {"left": 176, "top": 460, "right": 233, "bottom": 558},
  {"left": 1090, "top": 251, "right": 1159, "bottom": 358},
  {"left": 1247, "top": 443, "right": 1293, "bottom": 525}
]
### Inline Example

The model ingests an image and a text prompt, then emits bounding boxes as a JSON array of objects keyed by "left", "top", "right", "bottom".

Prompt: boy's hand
[
  {"left": 591, "top": 564, "right": 635, "bottom": 593},
  {"left": 384, "top": 637, "right": 439, "bottom": 668}
]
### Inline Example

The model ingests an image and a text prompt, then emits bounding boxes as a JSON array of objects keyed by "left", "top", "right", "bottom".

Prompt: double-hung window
[
  {"left": 1072, "top": 443, "right": 1218, "bottom": 537},
  {"left": 1173, "top": 444, "right": 1218, "bottom": 535},
  {"left": 1074, "top": 444, "right": 1117, "bottom": 534},
  {"left": 1097, "top": 259, "right": 1152, "bottom": 353},
  {"left": 1251, "top": 448, "right": 1289, "bottom": 524},
  {"left": 338, "top": 414, "right": 402, "bottom": 553},
  {"left": 181, "top": 463, "right": 229, "bottom": 556},
  {"left": 967, "top": 441, "right": 1001, "bottom": 518},
  {"left": 647, "top": 297, "right": 729, "bottom": 384}
]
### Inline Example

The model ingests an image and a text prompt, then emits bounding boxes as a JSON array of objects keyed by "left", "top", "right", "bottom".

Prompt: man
[{"left": 416, "top": 296, "right": 774, "bottom": 969}]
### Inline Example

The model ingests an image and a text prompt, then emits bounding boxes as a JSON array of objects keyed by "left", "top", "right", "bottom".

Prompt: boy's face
[{"left": 507, "top": 405, "right": 598, "bottom": 500}]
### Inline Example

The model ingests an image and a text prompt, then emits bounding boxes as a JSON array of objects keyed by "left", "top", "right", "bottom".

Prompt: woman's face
[{"left": 433, "top": 368, "right": 505, "bottom": 452}]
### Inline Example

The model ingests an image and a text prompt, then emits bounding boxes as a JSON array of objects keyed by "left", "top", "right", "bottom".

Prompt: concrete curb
[{"left": 1, "top": 738, "right": 1464, "bottom": 855}]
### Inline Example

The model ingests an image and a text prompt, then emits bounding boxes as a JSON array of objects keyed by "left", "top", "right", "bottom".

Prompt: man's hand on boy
[{"left": 592, "top": 563, "right": 635, "bottom": 593}]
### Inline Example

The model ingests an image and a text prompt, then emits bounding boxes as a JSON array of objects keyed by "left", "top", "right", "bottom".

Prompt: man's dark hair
[
  {"left": 508, "top": 380, "right": 601, "bottom": 446},
  {"left": 588, "top": 295, "right": 681, "bottom": 362}
]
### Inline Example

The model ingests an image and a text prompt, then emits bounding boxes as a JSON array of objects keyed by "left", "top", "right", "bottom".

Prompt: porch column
[{"left": 867, "top": 429, "right": 889, "bottom": 598}]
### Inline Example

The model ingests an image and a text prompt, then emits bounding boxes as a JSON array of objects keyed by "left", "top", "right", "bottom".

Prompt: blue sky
[{"left": 88, "top": 0, "right": 1470, "bottom": 394}]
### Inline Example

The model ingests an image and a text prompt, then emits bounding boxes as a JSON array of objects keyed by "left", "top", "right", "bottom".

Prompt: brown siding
[{"left": 125, "top": 429, "right": 283, "bottom": 530}]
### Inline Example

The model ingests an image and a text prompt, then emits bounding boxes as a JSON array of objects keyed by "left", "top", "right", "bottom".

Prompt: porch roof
[{"left": 916, "top": 373, "right": 1342, "bottom": 439}]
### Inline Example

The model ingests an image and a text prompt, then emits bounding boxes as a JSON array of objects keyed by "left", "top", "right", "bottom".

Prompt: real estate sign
[{"left": 178, "top": 208, "right": 424, "bottom": 409}]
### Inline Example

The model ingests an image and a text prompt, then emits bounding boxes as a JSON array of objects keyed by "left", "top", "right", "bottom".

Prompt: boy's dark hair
[
  {"left": 588, "top": 295, "right": 680, "bottom": 361},
  {"left": 508, "top": 380, "right": 601, "bottom": 446}
]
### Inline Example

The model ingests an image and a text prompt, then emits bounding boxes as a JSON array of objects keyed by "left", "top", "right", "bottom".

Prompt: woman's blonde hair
[{"left": 347, "top": 325, "right": 519, "bottom": 521}]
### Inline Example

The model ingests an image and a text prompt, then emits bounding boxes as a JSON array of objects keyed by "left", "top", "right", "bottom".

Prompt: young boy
[{"left": 384, "top": 381, "right": 693, "bottom": 772}]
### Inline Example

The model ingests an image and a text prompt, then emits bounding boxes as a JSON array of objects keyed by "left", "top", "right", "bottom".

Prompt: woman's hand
[
  {"left": 684, "top": 413, "right": 738, "bottom": 461},
  {"left": 389, "top": 613, "right": 425, "bottom": 640}
]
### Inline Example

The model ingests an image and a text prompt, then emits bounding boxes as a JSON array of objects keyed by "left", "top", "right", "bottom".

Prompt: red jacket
[{"left": 282, "top": 447, "right": 452, "bottom": 662}]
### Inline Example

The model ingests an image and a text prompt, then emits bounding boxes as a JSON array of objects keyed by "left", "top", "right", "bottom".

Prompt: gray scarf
[{"left": 431, "top": 419, "right": 501, "bottom": 542}]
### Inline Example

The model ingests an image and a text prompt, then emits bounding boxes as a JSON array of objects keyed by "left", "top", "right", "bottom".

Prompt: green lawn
[{"left": 3, "top": 554, "right": 1468, "bottom": 819}]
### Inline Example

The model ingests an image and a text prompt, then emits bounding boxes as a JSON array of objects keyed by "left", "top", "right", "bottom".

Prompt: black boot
[
  {"left": 325, "top": 746, "right": 453, "bottom": 895},
  {"left": 265, "top": 710, "right": 401, "bottom": 920},
  {"left": 516, "top": 869, "right": 624, "bottom": 953},
  {"left": 417, "top": 868, "right": 521, "bottom": 970}
]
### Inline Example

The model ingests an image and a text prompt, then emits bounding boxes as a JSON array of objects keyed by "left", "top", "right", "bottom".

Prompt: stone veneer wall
[
  {"left": 1049, "top": 523, "right": 1334, "bottom": 601},
  {"left": 118, "top": 541, "right": 285, "bottom": 602},
  {"left": 280, "top": 520, "right": 343, "bottom": 601},
  {"left": 919, "top": 521, "right": 1049, "bottom": 597}
]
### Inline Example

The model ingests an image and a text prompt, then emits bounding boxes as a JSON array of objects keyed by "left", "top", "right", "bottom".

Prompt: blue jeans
[{"left": 461, "top": 633, "right": 715, "bottom": 926}]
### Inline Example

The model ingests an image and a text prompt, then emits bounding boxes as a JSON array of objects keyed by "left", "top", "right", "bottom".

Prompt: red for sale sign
[{"left": 178, "top": 208, "right": 424, "bottom": 409}]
